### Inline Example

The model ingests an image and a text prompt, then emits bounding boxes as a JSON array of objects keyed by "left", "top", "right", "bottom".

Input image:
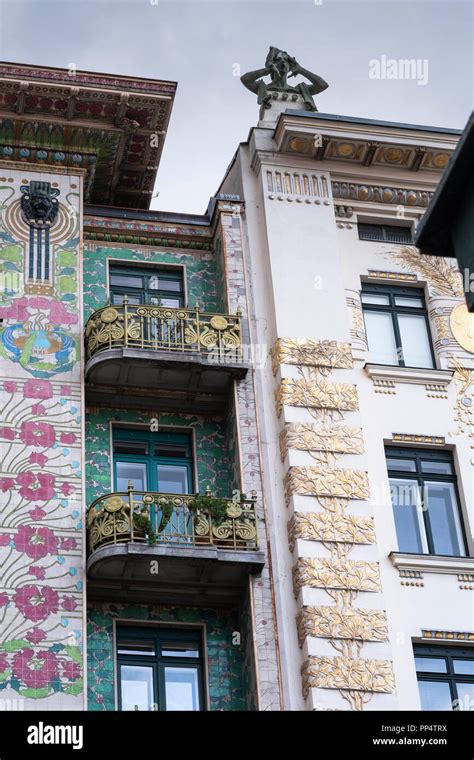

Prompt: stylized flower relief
[
  {"left": 276, "top": 378, "right": 359, "bottom": 416},
  {"left": 13, "top": 585, "right": 59, "bottom": 622},
  {"left": 272, "top": 338, "right": 353, "bottom": 373},
  {"left": 296, "top": 606, "right": 389, "bottom": 646},
  {"left": 301, "top": 656, "right": 395, "bottom": 697},
  {"left": 60, "top": 483, "right": 75, "bottom": 496},
  {"left": 293, "top": 558, "right": 381, "bottom": 593},
  {"left": 0, "top": 592, "right": 9, "bottom": 606},
  {"left": 12, "top": 648, "right": 59, "bottom": 689},
  {"left": 29, "top": 452, "right": 48, "bottom": 467},
  {"left": 3, "top": 381, "right": 17, "bottom": 393},
  {"left": 13, "top": 525, "right": 58, "bottom": 560},
  {"left": 280, "top": 423, "right": 365, "bottom": 460},
  {"left": 16, "top": 472, "right": 55, "bottom": 501},
  {"left": 0, "top": 478, "right": 15, "bottom": 492},
  {"left": 285, "top": 467, "right": 369, "bottom": 501},
  {"left": 19, "top": 421, "right": 56, "bottom": 448},
  {"left": 290, "top": 512, "right": 376, "bottom": 546},
  {"left": 0, "top": 426, "right": 16, "bottom": 441},
  {"left": 26, "top": 628, "right": 46, "bottom": 645},
  {"left": 23, "top": 379, "right": 54, "bottom": 400}
]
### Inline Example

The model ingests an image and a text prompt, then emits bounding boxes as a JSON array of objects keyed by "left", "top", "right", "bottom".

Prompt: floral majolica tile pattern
[{"left": 87, "top": 604, "right": 247, "bottom": 711}]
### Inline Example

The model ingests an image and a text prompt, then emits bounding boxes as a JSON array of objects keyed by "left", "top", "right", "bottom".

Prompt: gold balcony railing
[
  {"left": 85, "top": 299, "right": 243, "bottom": 361},
  {"left": 87, "top": 485, "right": 258, "bottom": 555}
]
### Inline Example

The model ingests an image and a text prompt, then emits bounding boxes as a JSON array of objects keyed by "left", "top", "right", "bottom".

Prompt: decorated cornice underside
[
  {"left": 84, "top": 214, "right": 214, "bottom": 252},
  {"left": 0, "top": 62, "right": 176, "bottom": 209}
]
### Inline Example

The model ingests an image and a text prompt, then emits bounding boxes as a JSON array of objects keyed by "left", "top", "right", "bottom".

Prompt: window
[
  {"left": 414, "top": 645, "right": 474, "bottom": 711},
  {"left": 361, "top": 284, "right": 435, "bottom": 368},
  {"left": 358, "top": 222, "right": 413, "bottom": 244},
  {"left": 113, "top": 428, "right": 193, "bottom": 495},
  {"left": 386, "top": 448, "right": 466, "bottom": 557},
  {"left": 117, "top": 626, "right": 204, "bottom": 711},
  {"left": 109, "top": 264, "right": 184, "bottom": 307}
]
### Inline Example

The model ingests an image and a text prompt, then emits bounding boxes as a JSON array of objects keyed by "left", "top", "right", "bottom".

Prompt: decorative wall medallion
[
  {"left": 332, "top": 182, "right": 433, "bottom": 208},
  {"left": 293, "top": 558, "right": 381, "bottom": 593},
  {"left": 450, "top": 302, "right": 474, "bottom": 354}
]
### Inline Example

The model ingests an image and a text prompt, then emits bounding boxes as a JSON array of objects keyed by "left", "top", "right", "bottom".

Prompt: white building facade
[{"left": 220, "top": 98, "right": 474, "bottom": 710}]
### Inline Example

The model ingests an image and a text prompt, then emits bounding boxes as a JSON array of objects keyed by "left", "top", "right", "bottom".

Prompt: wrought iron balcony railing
[
  {"left": 87, "top": 485, "right": 258, "bottom": 555},
  {"left": 85, "top": 299, "right": 243, "bottom": 361}
]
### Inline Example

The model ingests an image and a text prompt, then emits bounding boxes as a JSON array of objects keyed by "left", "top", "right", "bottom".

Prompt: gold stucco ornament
[{"left": 450, "top": 302, "right": 474, "bottom": 353}]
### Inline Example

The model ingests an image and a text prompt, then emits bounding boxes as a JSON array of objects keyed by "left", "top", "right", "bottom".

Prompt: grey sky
[{"left": 0, "top": 0, "right": 472, "bottom": 214}]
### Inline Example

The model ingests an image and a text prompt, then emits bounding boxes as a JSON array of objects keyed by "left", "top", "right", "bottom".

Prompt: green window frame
[
  {"left": 117, "top": 625, "right": 205, "bottom": 711},
  {"left": 113, "top": 427, "right": 194, "bottom": 495},
  {"left": 109, "top": 263, "right": 184, "bottom": 307},
  {"left": 414, "top": 644, "right": 474, "bottom": 711}
]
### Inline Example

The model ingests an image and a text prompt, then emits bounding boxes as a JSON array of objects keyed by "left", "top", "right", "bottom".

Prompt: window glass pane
[
  {"left": 117, "top": 640, "right": 156, "bottom": 656},
  {"left": 455, "top": 682, "right": 474, "bottom": 710},
  {"left": 112, "top": 293, "right": 141, "bottom": 305},
  {"left": 361, "top": 293, "right": 390, "bottom": 305},
  {"left": 420, "top": 460, "right": 453, "bottom": 475},
  {"left": 394, "top": 296, "right": 424, "bottom": 308},
  {"left": 398, "top": 314, "right": 433, "bottom": 368},
  {"left": 154, "top": 445, "right": 189, "bottom": 458},
  {"left": 386, "top": 458, "right": 416, "bottom": 473},
  {"left": 114, "top": 441, "right": 148, "bottom": 456},
  {"left": 149, "top": 296, "right": 181, "bottom": 308},
  {"left": 157, "top": 464, "right": 189, "bottom": 494},
  {"left": 418, "top": 680, "right": 453, "bottom": 710},
  {"left": 164, "top": 666, "right": 200, "bottom": 711},
  {"left": 116, "top": 462, "right": 147, "bottom": 492},
  {"left": 120, "top": 665, "right": 155, "bottom": 711},
  {"left": 154, "top": 278, "right": 182, "bottom": 292},
  {"left": 415, "top": 657, "right": 448, "bottom": 673},
  {"left": 453, "top": 660, "right": 474, "bottom": 675},
  {"left": 389, "top": 478, "right": 428, "bottom": 553},
  {"left": 364, "top": 311, "right": 399, "bottom": 364},
  {"left": 110, "top": 274, "right": 143, "bottom": 289},
  {"left": 425, "top": 481, "right": 465, "bottom": 556},
  {"left": 162, "top": 642, "right": 200, "bottom": 658}
]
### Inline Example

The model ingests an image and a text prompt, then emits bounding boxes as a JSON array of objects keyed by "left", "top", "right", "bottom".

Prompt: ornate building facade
[{"left": 0, "top": 58, "right": 471, "bottom": 712}]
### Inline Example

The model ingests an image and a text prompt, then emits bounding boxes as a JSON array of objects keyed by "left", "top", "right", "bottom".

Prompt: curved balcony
[
  {"left": 84, "top": 301, "right": 248, "bottom": 412},
  {"left": 86, "top": 485, "right": 264, "bottom": 606}
]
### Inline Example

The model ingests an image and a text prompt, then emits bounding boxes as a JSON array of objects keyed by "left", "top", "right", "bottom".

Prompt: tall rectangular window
[
  {"left": 109, "top": 264, "right": 184, "bottom": 307},
  {"left": 113, "top": 428, "right": 193, "bottom": 495},
  {"left": 117, "top": 626, "right": 204, "bottom": 711},
  {"left": 386, "top": 447, "right": 466, "bottom": 557},
  {"left": 415, "top": 645, "right": 474, "bottom": 711},
  {"left": 361, "top": 284, "right": 435, "bottom": 368}
]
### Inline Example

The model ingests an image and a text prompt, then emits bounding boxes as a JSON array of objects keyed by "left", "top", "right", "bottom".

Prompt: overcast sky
[{"left": 0, "top": 0, "right": 472, "bottom": 214}]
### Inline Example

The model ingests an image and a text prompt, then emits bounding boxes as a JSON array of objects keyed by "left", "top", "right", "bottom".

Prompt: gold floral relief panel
[
  {"left": 296, "top": 606, "right": 389, "bottom": 646},
  {"left": 280, "top": 423, "right": 364, "bottom": 460},
  {"left": 301, "top": 656, "right": 395, "bottom": 696},
  {"left": 276, "top": 378, "right": 358, "bottom": 416},
  {"left": 289, "top": 511, "right": 375, "bottom": 546},
  {"left": 285, "top": 466, "right": 369, "bottom": 500},
  {"left": 272, "top": 338, "right": 353, "bottom": 374},
  {"left": 293, "top": 558, "right": 381, "bottom": 593}
]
